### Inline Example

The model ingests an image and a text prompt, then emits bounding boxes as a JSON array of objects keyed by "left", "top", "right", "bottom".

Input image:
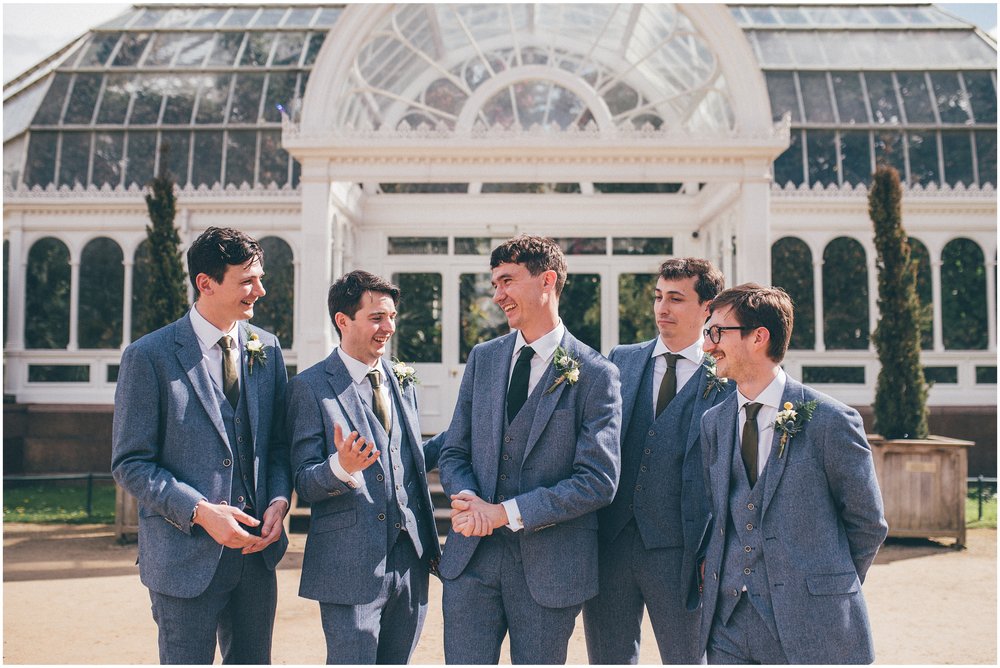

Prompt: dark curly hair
[
  {"left": 489, "top": 234, "right": 567, "bottom": 297},
  {"left": 327, "top": 270, "right": 400, "bottom": 336}
]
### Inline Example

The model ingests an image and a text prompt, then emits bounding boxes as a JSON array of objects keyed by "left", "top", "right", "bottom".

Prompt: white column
[
  {"left": 5, "top": 221, "right": 26, "bottom": 349},
  {"left": 931, "top": 259, "right": 944, "bottom": 352},
  {"left": 812, "top": 258, "right": 825, "bottom": 352},
  {"left": 297, "top": 158, "right": 334, "bottom": 368},
  {"left": 68, "top": 257, "right": 81, "bottom": 351},
  {"left": 987, "top": 252, "right": 997, "bottom": 352},
  {"left": 866, "top": 253, "right": 877, "bottom": 352},
  {"left": 121, "top": 258, "right": 134, "bottom": 347},
  {"left": 735, "top": 170, "right": 771, "bottom": 285}
]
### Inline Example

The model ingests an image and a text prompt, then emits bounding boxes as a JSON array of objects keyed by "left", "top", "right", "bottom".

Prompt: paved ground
[{"left": 3, "top": 524, "right": 996, "bottom": 664}]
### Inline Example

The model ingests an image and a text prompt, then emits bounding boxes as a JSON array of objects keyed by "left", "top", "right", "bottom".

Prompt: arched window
[
  {"left": 131, "top": 239, "right": 153, "bottom": 342},
  {"left": 941, "top": 238, "right": 987, "bottom": 350},
  {"left": 771, "top": 237, "right": 814, "bottom": 349},
  {"left": 823, "top": 237, "right": 869, "bottom": 350},
  {"left": 253, "top": 236, "right": 294, "bottom": 348},
  {"left": 78, "top": 237, "right": 124, "bottom": 349},
  {"left": 908, "top": 237, "right": 933, "bottom": 350},
  {"left": 25, "top": 237, "right": 71, "bottom": 349}
]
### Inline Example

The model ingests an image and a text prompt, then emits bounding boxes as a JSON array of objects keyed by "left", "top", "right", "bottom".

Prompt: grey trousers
[{"left": 707, "top": 594, "right": 789, "bottom": 664}]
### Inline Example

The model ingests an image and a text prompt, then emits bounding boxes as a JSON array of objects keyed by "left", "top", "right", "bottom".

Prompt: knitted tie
[
  {"left": 218, "top": 335, "right": 240, "bottom": 409},
  {"left": 742, "top": 402, "right": 763, "bottom": 487},
  {"left": 507, "top": 346, "right": 535, "bottom": 423},
  {"left": 367, "top": 369, "right": 391, "bottom": 433},
  {"left": 655, "top": 352, "right": 682, "bottom": 417}
]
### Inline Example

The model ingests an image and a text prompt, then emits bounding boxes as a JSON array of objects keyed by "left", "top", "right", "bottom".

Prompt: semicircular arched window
[
  {"left": 252, "top": 236, "right": 295, "bottom": 348},
  {"left": 25, "top": 237, "right": 71, "bottom": 349},
  {"left": 78, "top": 237, "right": 124, "bottom": 349},
  {"left": 941, "top": 237, "right": 987, "bottom": 350},
  {"left": 771, "top": 237, "right": 814, "bottom": 350},
  {"left": 823, "top": 237, "right": 869, "bottom": 350}
]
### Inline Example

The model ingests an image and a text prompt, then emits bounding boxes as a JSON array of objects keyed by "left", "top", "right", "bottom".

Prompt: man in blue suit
[
  {"left": 287, "top": 270, "right": 444, "bottom": 664},
  {"left": 697, "top": 283, "right": 887, "bottom": 664},
  {"left": 112, "top": 227, "right": 291, "bottom": 664},
  {"left": 437, "top": 234, "right": 622, "bottom": 664},
  {"left": 584, "top": 258, "right": 732, "bottom": 664}
]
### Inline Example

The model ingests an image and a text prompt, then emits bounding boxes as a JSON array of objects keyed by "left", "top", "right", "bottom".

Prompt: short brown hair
[
  {"left": 490, "top": 234, "right": 567, "bottom": 297},
  {"left": 327, "top": 270, "right": 400, "bottom": 337},
  {"left": 187, "top": 227, "right": 263, "bottom": 297},
  {"left": 709, "top": 283, "right": 794, "bottom": 363},
  {"left": 658, "top": 257, "right": 724, "bottom": 303}
]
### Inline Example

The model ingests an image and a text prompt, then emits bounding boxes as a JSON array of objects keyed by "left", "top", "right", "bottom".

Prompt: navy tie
[{"left": 507, "top": 346, "right": 535, "bottom": 423}]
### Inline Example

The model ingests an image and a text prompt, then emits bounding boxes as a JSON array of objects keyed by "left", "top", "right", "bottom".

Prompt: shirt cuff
[
  {"left": 502, "top": 499, "right": 523, "bottom": 532},
  {"left": 329, "top": 453, "right": 366, "bottom": 489}
]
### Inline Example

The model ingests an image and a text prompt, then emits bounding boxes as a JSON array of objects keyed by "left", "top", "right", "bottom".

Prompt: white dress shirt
[
  {"left": 735, "top": 369, "right": 787, "bottom": 477},
  {"left": 650, "top": 336, "right": 704, "bottom": 414},
  {"left": 189, "top": 304, "right": 241, "bottom": 391}
]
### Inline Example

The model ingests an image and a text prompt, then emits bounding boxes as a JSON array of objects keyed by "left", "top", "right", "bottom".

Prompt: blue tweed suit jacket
[
  {"left": 697, "top": 376, "right": 888, "bottom": 664},
  {"left": 111, "top": 313, "right": 291, "bottom": 599},
  {"left": 288, "top": 351, "right": 443, "bottom": 604},
  {"left": 438, "top": 329, "right": 622, "bottom": 608}
]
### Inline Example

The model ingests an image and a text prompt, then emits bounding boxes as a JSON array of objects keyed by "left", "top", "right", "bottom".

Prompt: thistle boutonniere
[
  {"left": 702, "top": 353, "right": 729, "bottom": 399},
  {"left": 244, "top": 328, "right": 267, "bottom": 375},
  {"left": 545, "top": 346, "right": 582, "bottom": 393},
  {"left": 775, "top": 399, "right": 819, "bottom": 457},
  {"left": 391, "top": 358, "right": 419, "bottom": 390}
]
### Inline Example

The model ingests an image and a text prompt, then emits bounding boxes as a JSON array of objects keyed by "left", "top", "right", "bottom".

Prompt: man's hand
[
  {"left": 192, "top": 500, "right": 259, "bottom": 549},
  {"left": 242, "top": 498, "right": 289, "bottom": 554},
  {"left": 334, "top": 422, "right": 379, "bottom": 474},
  {"left": 450, "top": 492, "right": 507, "bottom": 537}
]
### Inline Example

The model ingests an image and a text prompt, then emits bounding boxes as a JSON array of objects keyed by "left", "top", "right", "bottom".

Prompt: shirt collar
[
  {"left": 190, "top": 304, "right": 239, "bottom": 350},
  {"left": 736, "top": 368, "right": 787, "bottom": 411},
  {"left": 513, "top": 320, "right": 565, "bottom": 363},
  {"left": 651, "top": 336, "right": 705, "bottom": 366},
  {"left": 336, "top": 347, "right": 382, "bottom": 385}
]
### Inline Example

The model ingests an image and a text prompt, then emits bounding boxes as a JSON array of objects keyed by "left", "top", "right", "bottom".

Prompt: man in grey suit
[
  {"left": 112, "top": 227, "right": 291, "bottom": 664},
  {"left": 584, "top": 258, "right": 733, "bottom": 664},
  {"left": 437, "top": 234, "right": 622, "bottom": 664},
  {"left": 287, "top": 270, "right": 444, "bottom": 664},
  {"left": 697, "top": 283, "right": 888, "bottom": 664}
]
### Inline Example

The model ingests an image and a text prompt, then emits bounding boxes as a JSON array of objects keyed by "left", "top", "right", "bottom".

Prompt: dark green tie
[
  {"left": 742, "top": 402, "right": 763, "bottom": 487},
  {"left": 367, "top": 369, "right": 391, "bottom": 433},
  {"left": 218, "top": 335, "right": 239, "bottom": 409},
  {"left": 655, "top": 353, "right": 682, "bottom": 417},
  {"left": 507, "top": 345, "right": 535, "bottom": 423}
]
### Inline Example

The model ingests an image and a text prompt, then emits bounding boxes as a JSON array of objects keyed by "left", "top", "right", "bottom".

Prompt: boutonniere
[
  {"left": 702, "top": 353, "right": 729, "bottom": 399},
  {"left": 775, "top": 399, "right": 819, "bottom": 457},
  {"left": 546, "top": 346, "right": 582, "bottom": 393},
  {"left": 244, "top": 328, "right": 267, "bottom": 375},
  {"left": 391, "top": 358, "right": 419, "bottom": 389}
]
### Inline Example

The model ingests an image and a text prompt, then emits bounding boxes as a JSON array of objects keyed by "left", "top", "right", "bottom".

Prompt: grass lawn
[
  {"left": 3, "top": 482, "right": 116, "bottom": 524},
  {"left": 966, "top": 495, "right": 998, "bottom": 530}
]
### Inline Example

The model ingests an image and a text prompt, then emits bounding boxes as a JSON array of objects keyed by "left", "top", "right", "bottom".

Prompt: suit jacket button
[
  {"left": 395, "top": 523, "right": 401, "bottom": 529},
  {"left": 504, "top": 436, "right": 512, "bottom": 443},
  {"left": 644, "top": 448, "right": 651, "bottom": 454},
  {"left": 499, "top": 495, "right": 505, "bottom": 501},
  {"left": 223, "top": 459, "right": 232, "bottom": 467},
  {"left": 635, "top": 484, "right": 641, "bottom": 491},
  {"left": 238, "top": 496, "right": 245, "bottom": 503},
  {"left": 332, "top": 490, "right": 341, "bottom": 496},
  {"left": 746, "top": 523, "right": 753, "bottom": 531},
  {"left": 500, "top": 474, "right": 507, "bottom": 480},
  {"left": 378, "top": 513, "right": 386, "bottom": 521},
  {"left": 744, "top": 568, "right": 752, "bottom": 575},
  {"left": 732, "top": 589, "right": 739, "bottom": 597},
  {"left": 377, "top": 474, "right": 384, "bottom": 481},
  {"left": 745, "top": 545, "right": 752, "bottom": 552},
  {"left": 640, "top": 466, "right": 647, "bottom": 472},
  {"left": 747, "top": 503, "right": 755, "bottom": 510},
  {"left": 503, "top": 454, "right": 510, "bottom": 461},
  {"left": 648, "top": 430, "right": 655, "bottom": 437}
]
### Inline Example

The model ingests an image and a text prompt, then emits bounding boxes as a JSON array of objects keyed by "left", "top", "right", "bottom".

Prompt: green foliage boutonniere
[
  {"left": 702, "top": 353, "right": 729, "bottom": 399},
  {"left": 391, "top": 359, "right": 419, "bottom": 390},
  {"left": 775, "top": 399, "right": 819, "bottom": 457},
  {"left": 244, "top": 329, "right": 267, "bottom": 375},
  {"left": 546, "top": 346, "right": 581, "bottom": 393}
]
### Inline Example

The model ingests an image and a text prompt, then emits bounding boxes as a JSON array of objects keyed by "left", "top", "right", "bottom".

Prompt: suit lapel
[
  {"left": 175, "top": 315, "right": 229, "bottom": 450},
  {"left": 325, "top": 352, "right": 386, "bottom": 476},
  {"left": 761, "top": 378, "right": 805, "bottom": 516},
  {"left": 490, "top": 334, "right": 517, "bottom": 458},
  {"left": 620, "top": 340, "right": 657, "bottom": 429},
  {"left": 523, "top": 331, "right": 575, "bottom": 461},
  {"left": 238, "top": 326, "right": 261, "bottom": 449},
  {"left": 383, "top": 358, "right": 424, "bottom": 469},
  {"left": 710, "top": 393, "right": 739, "bottom": 521},
  {"left": 684, "top": 362, "right": 721, "bottom": 458}
]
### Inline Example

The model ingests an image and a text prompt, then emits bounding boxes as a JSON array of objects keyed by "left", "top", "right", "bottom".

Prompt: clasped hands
[
  {"left": 450, "top": 492, "right": 508, "bottom": 537},
  {"left": 193, "top": 497, "right": 288, "bottom": 554}
]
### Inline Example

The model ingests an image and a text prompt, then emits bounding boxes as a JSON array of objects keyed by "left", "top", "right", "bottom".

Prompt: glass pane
[
  {"left": 271, "top": 32, "right": 306, "bottom": 66},
  {"left": 873, "top": 130, "right": 904, "bottom": 173},
  {"left": 159, "top": 130, "right": 191, "bottom": 185},
  {"left": 764, "top": 71, "right": 800, "bottom": 122},
  {"left": 771, "top": 237, "right": 814, "bottom": 349},
  {"left": 91, "top": 131, "right": 124, "bottom": 187},
  {"left": 241, "top": 32, "right": 276, "bottom": 67},
  {"left": 190, "top": 131, "right": 223, "bottom": 186},
  {"left": 931, "top": 72, "right": 972, "bottom": 124},
  {"left": 907, "top": 131, "right": 939, "bottom": 186},
  {"left": 59, "top": 132, "right": 91, "bottom": 187},
  {"left": 285, "top": 7, "right": 317, "bottom": 27},
  {"left": 823, "top": 237, "right": 869, "bottom": 349},
  {"left": 388, "top": 237, "right": 448, "bottom": 255},
  {"left": 96, "top": 74, "right": 131, "bottom": 124},
  {"left": 908, "top": 237, "right": 933, "bottom": 350},
  {"left": 562, "top": 274, "right": 601, "bottom": 351},
  {"left": 129, "top": 75, "right": 165, "bottom": 124},
  {"left": 391, "top": 273, "right": 442, "bottom": 363},
  {"left": 253, "top": 237, "right": 294, "bottom": 347},
  {"left": 172, "top": 32, "right": 214, "bottom": 67},
  {"left": 206, "top": 32, "right": 245, "bottom": 67},
  {"left": 125, "top": 131, "right": 156, "bottom": 187},
  {"left": 78, "top": 238, "right": 123, "bottom": 348},
  {"left": 194, "top": 74, "right": 232, "bottom": 124},
  {"left": 191, "top": 8, "right": 226, "bottom": 28},
  {"left": 976, "top": 131, "right": 997, "bottom": 186},
  {"left": 228, "top": 73, "right": 265, "bottom": 124},
  {"left": 865, "top": 72, "right": 900, "bottom": 124},
  {"left": 975, "top": 366, "right": 997, "bottom": 384},
  {"left": 480, "top": 183, "right": 579, "bottom": 193},
  {"left": 161, "top": 76, "right": 198, "bottom": 124},
  {"left": 593, "top": 183, "right": 681, "bottom": 194},
  {"left": 455, "top": 238, "right": 492, "bottom": 255},
  {"left": 314, "top": 7, "right": 343, "bottom": 26},
  {"left": 24, "top": 131, "right": 58, "bottom": 187},
  {"left": 941, "top": 131, "right": 974, "bottom": 186},
  {"left": 941, "top": 238, "right": 987, "bottom": 349},
  {"left": 612, "top": 238, "right": 673, "bottom": 255},
  {"left": 923, "top": 366, "right": 957, "bottom": 384},
  {"left": 33, "top": 73, "right": 71, "bottom": 125},
  {"left": 963, "top": 71, "right": 997, "bottom": 124},
  {"left": 380, "top": 183, "right": 467, "bottom": 194},
  {"left": 459, "top": 273, "right": 508, "bottom": 363},
  {"left": 773, "top": 128, "right": 804, "bottom": 187},
  {"left": 25, "top": 238, "right": 71, "bottom": 349},
  {"left": 802, "top": 366, "right": 865, "bottom": 384},
  {"left": 807, "top": 130, "right": 837, "bottom": 186},
  {"left": 79, "top": 32, "right": 121, "bottom": 67},
  {"left": 27, "top": 365, "right": 90, "bottom": 382},
  {"left": 64, "top": 74, "right": 103, "bottom": 124},
  {"left": 839, "top": 130, "right": 871, "bottom": 185},
  {"left": 896, "top": 72, "right": 936, "bottom": 123},
  {"left": 258, "top": 130, "right": 288, "bottom": 187},
  {"left": 222, "top": 7, "right": 257, "bottom": 27},
  {"left": 224, "top": 130, "right": 256, "bottom": 186},
  {"left": 112, "top": 32, "right": 150, "bottom": 66},
  {"left": 617, "top": 273, "right": 657, "bottom": 345},
  {"left": 132, "top": 7, "right": 166, "bottom": 27},
  {"left": 254, "top": 7, "right": 287, "bottom": 27},
  {"left": 799, "top": 72, "right": 834, "bottom": 123},
  {"left": 262, "top": 71, "right": 298, "bottom": 122},
  {"left": 830, "top": 71, "right": 868, "bottom": 124},
  {"left": 303, "top": 32, "right": 326, "bottom": 65},
  {"left": 554, "top": 238, "right": 606, "bottom": 255}
]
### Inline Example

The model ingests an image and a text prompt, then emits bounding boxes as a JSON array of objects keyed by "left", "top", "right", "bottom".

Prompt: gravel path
[{"left": 3, "top": 524, "right": 995, "bottom": 664}]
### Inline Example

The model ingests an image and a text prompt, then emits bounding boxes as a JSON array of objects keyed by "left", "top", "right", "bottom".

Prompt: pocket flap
[
  {"left": 806, "top": 571, "right": 860, "bottom": 595},
  {"left": 311, "top": 508, "right": 356, "bottom": 533}
]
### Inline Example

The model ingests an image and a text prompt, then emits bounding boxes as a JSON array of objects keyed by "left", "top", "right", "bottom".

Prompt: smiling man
[
  {"left": 112, "top": 227, "right": 291, "bottom": 664},
  {"left": 437, "top": 234, "right": 622, "bottom": 664}
]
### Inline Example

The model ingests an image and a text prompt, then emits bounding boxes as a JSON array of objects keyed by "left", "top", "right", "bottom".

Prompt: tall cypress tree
[
  {"left": 870, "top": 164, "right": 928, "bottom": 439},
  {"left": 135, "top": 167, "right": 188, "bottom": 337}
]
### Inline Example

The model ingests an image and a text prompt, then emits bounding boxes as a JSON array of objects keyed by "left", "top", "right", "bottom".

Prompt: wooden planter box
[
  {"left": 868, "top": 435, "right": 974, "bottom": 548},
  {"left": 114, "top": 484, "right": 139, "bottom": 543}
]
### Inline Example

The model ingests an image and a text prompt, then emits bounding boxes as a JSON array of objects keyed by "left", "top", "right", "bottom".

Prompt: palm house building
[{"left": 3, "top": 4, "right": 996, "bottom": 471}]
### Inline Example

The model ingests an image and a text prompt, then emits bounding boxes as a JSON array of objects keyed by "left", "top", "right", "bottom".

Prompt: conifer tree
[{"left": 135, "top": 166, "right": 188, "bottom": 337}]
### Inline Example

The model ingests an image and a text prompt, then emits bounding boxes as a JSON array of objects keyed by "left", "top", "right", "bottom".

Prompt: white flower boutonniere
[
  {"left": 546, "top": 346, "right": 582, "bottom": 393},
  {"left": 775, "top": 399, "right": 819, "bottom": 457},
  {"left": 391, "top": 358, "right": 419, "bottom": 389},
  {"left": 702, "top": 352, "right": 729, "bottom": 399},
  {"left": 244, "top": 329, "right": 267, "bottom": 375}
]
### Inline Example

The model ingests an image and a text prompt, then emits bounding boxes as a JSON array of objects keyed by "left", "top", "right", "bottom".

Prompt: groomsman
[
  {"left": 112, "top": 227, "right": 290, "bottom": 664},
  {"left": 584, "top": 258, "right": 732, "bottom": 664},
  {"left": 697, "top": 283, "right": 887, "bottom": 664},
  {"left": 287, "top": 270, "right": 444, "bottom": 664},
  {"left": 437, "top": 234, "right": 622, "bottom": 664}
]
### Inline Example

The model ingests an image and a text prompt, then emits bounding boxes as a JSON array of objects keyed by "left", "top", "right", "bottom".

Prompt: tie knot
[
  {"left": 367, "top": 369, "right": 383, "bottom": 389},
  {"left": 218, "top": 335, "right": 235, "bottom": 352},
  {"left": 663, "top": 352, "right": 681, "bottom": 368},
  {"left": 744, "top": 402, "right": 763, "bottom": 420},
  {"left": 517, "top": 345, "right": 535, "bottom": 363}
]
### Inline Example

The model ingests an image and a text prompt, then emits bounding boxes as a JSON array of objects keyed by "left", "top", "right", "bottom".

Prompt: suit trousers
[
  {"left": 442, "top": 533, "right": 581, "bottom": 665},
  {"left": 149, "top": 548, "right": 276, "bottom": 664},
  {"left": 319, "top": 533, "right": 428, "bottom": 665},
  {"left": 707, "top": 594, "right": 789, "bottom": 665},
  {"left": 583, "top": 521, "right": 700, "bottom": 664}
]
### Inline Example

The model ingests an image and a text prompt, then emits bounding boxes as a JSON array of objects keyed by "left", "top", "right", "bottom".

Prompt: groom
[{"left": 437, "top": 234, "right": 622, "bottom": 664}]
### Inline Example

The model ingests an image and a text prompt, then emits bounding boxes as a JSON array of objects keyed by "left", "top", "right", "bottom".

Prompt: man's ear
[
  {"left": 541, "top": 269, "right": 558, "bottom": 291},
  {"left": 754, "top": 326, "right": 771, "bottom": 350},
  {"left": 194, "top": 272, "right": 214, "bottom": 297},
  {"left": 334, "top": 311, "right": 349, "bottom": 332}
]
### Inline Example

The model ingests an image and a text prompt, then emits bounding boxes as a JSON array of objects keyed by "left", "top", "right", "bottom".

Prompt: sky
[{"left": 2, "top": 2, "right": 998, "bottom": 84}]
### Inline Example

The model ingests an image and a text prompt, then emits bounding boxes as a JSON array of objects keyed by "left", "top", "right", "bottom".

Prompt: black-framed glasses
[{"left": 704, "top": 325, "right": 754, "bottom": 344}]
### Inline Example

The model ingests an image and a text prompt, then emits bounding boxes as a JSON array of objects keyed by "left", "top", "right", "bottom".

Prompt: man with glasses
[
  {"left": 584, "top": 258, "right": 733, "bottom": 664},
  {"left": 696, "top": 283, "right": 887, "bottom": 664}
]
